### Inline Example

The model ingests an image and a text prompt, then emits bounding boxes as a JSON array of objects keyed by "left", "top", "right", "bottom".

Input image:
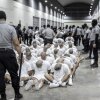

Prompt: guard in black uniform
[
  {"left": 90, "top": 19, "right": 99, "bottom": 68},
  {"left": 0, "top": 11, "right": 23, "bottom": 100}
]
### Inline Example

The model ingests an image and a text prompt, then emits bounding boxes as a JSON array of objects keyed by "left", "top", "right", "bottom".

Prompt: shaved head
[
  {"left": 41, "top": 52, "right": 47, "bottom": 60},
  {"left": 69, "top": 49, "right": 73, "bottom": 54},
  {"left": 54, "top": 63, "right": 62, "bottom": 71},
  {"left": 36, "top": 60, "right": 43, "bottom": 68},
  {"left": 56, "top": 58, "right": 64, "bottom": 63},
  {"left": 26, "top": 47, "right": 30, "bottom": 52},
  {"left": 54, "top": 49, "right": 59, "bottom": 54}
]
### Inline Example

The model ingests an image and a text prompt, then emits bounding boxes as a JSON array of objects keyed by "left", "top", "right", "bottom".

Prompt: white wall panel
[{"left": 0, "top": 0, "right": 64, "bottom": 28}]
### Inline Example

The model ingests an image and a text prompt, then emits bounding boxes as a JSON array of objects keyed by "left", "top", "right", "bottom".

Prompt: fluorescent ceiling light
[
  {"left": 55, "top": 7, "right": 57, "bottom": 9},
  {"left": 50, "top": 4, "right": 53, "bottom": 6},
  {"left": 58, "top": 9, "right": 60, "bottom": 11},
  {"left": 45, "top": 0, "right": 48, "bottom": 3},
  {"left": 91, "top": 3, "right": 93, "bottom": 5},
  {"left": 90, "top": 6, "right": 92, "bottom": 8}
]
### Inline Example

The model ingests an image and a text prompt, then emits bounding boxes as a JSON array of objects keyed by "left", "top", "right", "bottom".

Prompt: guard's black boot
[
  {"left": 91, "top": 62, "right": 98, "bottom": 68},
  {"left": 92, "top": 63, "right": 98, "bottom": 68},
  {"left": 91, "top": 63, "right": 95, "bottom": 67},
  {"left": 14, "top": 93, "right": 23, "bottom": 100}
]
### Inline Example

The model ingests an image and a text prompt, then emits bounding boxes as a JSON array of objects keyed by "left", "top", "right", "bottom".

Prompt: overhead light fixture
[
  {"left": 92, "top": 0, "right": 94, "bottom": 2},
  {"left": 63, "top": 12, "right": 65, "bottom": 14},
  {"left": 55, "top": 7, "right": 57, "bottom": 9},
  {"left": 90, "top": 6, "right": 92, "bottom": 8},
  {"left": 61, "top": 11, "right": 62, "bottom": 13},
  {"left": 45, "top": 0, "right": 48, "bottom": 3},
  {"left": 91, "top": 3, "right": 93, "bottom": 5},
  {"left": 90, "top": 9, "right": 92, "bottom": 11},
  {"left": 58, "top": 9, "right": 60, "bottom": 11},
  {"left": 50, "top": 4, "right": 53, "bottom": 6}
]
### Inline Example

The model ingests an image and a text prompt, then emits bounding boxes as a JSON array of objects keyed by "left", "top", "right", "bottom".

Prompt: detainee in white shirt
[
  {"left": 66, "top": 43, "right": 79, "bottom": 57},
  {"left": 45, "top": 63, "right": 70, "bottom": 88},
  {"left": 55, "top": 57, "right": 74, "bottom": 86},
  {"left": 67, "top": 49, "right": 82, "bottom": 77},
  {"left": 58, "top": 39, "right": 66, "bottom": 57},
  {"left": 51, "top": 38, "right": 59, "bottom": 49},
  {"left": 38, "top": 52, "right": 54, "bottom": 65},
  {"left": 30, "top": 40, "right": 41, "bottom": 57},
  {"left": 52, "top": 48, "right": 59, "bottom": 59},
  {"left": 19, "top": 58, "right": 33, "bottom": 87},
  {"left": 24, "top": 60, "right": 51, "bottom": 91},
  {"left": 65, "top": 37, "right": 74, "bottom": 43},
  {"left": 25, "top": 49, "right": 35, "bottom": 70}
]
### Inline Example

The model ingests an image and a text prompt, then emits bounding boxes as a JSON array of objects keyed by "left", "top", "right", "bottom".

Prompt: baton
[{"left": 19, "top": 53, "right": 23, "bottom": 84}]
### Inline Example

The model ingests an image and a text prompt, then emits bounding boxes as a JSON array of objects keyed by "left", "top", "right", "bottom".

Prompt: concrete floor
[{"left": 6, "top": 46, "right": 100, "bottom": 100}]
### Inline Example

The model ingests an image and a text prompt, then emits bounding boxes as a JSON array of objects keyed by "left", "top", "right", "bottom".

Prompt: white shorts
[
  {"left": 33, "top": 74, "right": 46, "bottom": 80},
  {"left": 54, "top": 74, "right": 66, "bottom": 82},
  {"left": 21, "top": 74, "right": 29, "bottom": 78}
]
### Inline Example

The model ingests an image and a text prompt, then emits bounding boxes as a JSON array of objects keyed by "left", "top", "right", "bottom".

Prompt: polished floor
[{"left": 6, "top": 46, "right": 100, "bottom": 100}]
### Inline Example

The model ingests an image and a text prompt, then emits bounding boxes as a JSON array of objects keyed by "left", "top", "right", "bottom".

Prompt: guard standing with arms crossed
[{"left": 0, "top": 11, "right": 23, "bottom": 100}]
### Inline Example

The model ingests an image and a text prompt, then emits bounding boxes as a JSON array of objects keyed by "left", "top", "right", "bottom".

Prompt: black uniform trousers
[
  {"left": 93, "top": 45, "right": 98, "bottom": 64},
  {"left": 0, "top": 49, "right": 19, "bottom": 95},
  {"left": 44, "top": 38, "right": 53, "bottom": 45},
  {"left": 24, "top": 34, "right": 28, "bottom": 45},
  {"left": 73, "top": 35, "right": 78, "bottom": 46},
  {"left": 93, "top": 34, "right": 99, "bottom": 64},
  {"left": 84, "top": 38, "right": 89, "bottom": 52}
]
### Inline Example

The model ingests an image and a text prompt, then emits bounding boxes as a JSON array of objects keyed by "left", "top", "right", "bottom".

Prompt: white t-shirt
[
  {"left": 65, "top": 37, "right": 74, "bottom": 42},
  {"left": 46, "top": 48, "right": 52, "bottom": 55},
  {"left": 31, "top": 46, "right": 40, "bottom": 54},
  {"left": 46, "top": 56, "right": 55, "bottom": 65},
  {"left": 25, "top": 57, "right": 35, "bottom": 69},
  {"left": 32, "top": 60, "right": 50, "bottom": 76},
  {"left": 21, "top": 61, "right": 32, "bottom": 77},
  {"left": 65, "top": 47, "right": 78, "bottom": 56},
  {"left": 63, "top": 58, "right": 73, "bottom": 69},
  {"left": 51, "top": 63, "right": 70, "bottom": 81},
  {"left": 36, "top": 48, "right": 44, "bottom": 56},
  {"left": 70, "top": 54, "right": 77, "bottom": 64},
  {"left": 58, "top": 46, "right": 66, "bottom": 56}
]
